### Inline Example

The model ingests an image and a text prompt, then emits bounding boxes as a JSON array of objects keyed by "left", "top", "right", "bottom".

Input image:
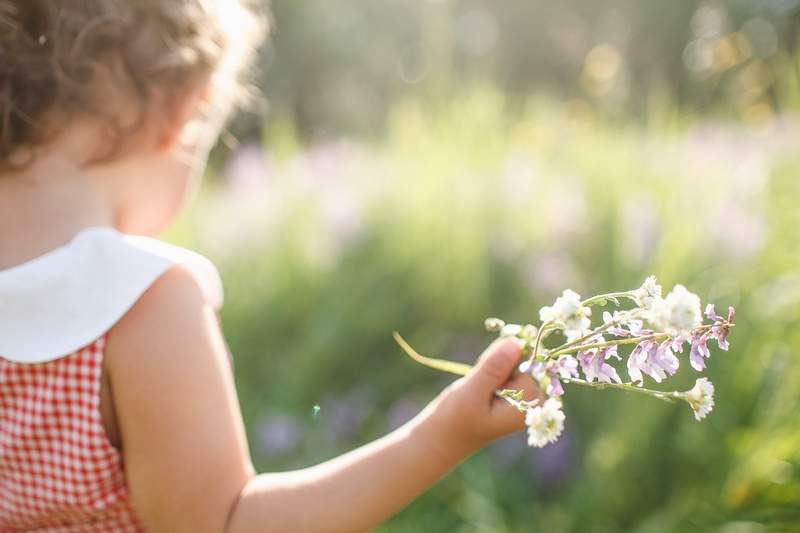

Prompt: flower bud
[
  {"left": 500, "top": 324, "right": 523, "bottom": 337},
  {"left": 484, "top": 317, "right": 506, "bottom": 332},
  {"left": 521, "top": 324, "right": 538, "bottom": 339}
]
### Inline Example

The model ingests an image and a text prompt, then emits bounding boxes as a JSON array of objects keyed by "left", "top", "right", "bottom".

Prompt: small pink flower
[
  {"left": 531, "top": 355, "right": 580, "bottom": 397},
  {"left": 578, "top": 345, "right": 622, "bottom": 384},
  {"left": 703, "top": 304, "right": 736, "bottom": 352},
  {"left": 627, "top": 339, "right": 680, "bottom": 384},
  {"left": 690, "top": 331, "right": 712, "bottom": 371}
]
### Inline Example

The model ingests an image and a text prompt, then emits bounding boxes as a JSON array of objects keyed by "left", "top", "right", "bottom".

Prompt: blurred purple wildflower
[
  {"left": 256, "top": 413, "right": 304, "bottom": 456},
  {"left": 707, "top": 202, "right": 766, "bottom": 260},
  {"left": 323, "top": 385, "right": 376, "bottom": 443},
  {"left": 620, "top": 193, "right": 661, "bottom": 267},
  {"left": 524, "top": 251, "right": 583, "bottom": 296},
  {"left": 489, "top": 435, "right": 528, "bottom": 470},
  {"left": 386, "top": 397, "right": 423, "bottom": 432},
  {"left": 224, "top": 143, "right": 272, "bottom": 191},
  {"left": 531, "top": 428, "right": 574, "bottom": 488}
]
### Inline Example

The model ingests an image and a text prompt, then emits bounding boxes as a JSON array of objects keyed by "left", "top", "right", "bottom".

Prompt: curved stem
[
  {"left": 393, "top": 333, "right": 533, "bottom": 404},
  {"left": 549, "top": 334, "right": 666, "bottom": 357},
  {"left": 581, "top": 291, "right": 635, "bottom": 307},
  {"left": 395, "top": 333, "right": 692, "bottom": 406},
  {"left": 535, "top": 323, "right": 559, "bottom": 345},
  {"left": 551, "top": 321, "right": 614, "bottom": 355},
  {"left": 393, "top": 332, "right": 472, "bottom": 376},
  {"left": 527, "top": 320, "right": 554, "bottom": 367}
]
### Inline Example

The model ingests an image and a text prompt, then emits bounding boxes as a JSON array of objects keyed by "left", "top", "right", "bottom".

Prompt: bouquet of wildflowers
[{"left": 395, "top": 276, "right": 735, "bottom": 448}]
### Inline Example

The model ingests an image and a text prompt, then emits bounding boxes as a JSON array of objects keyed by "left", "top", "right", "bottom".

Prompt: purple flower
[
  {"left": 690, "top": 331, "right": 712, "bottom": 371},
  {"left": 716, "top": 306, "right": 735, "bottom": 350},
  {"left": 686, "top": 304, "right": 736, "bottom": 373},
  {"left": 557, "top": 354, "right": 580, "bottom": 378},
  {"left": 705, "top": 304, "right": 736, "bottom": 351},
  {"left": 627, "top": 339, "right": 680, "bottom": 384},
  {"left": 653, "top": 340, "right": 680, "bottom": 375},
  {"left": 531, "top": 355, "right": 579, "bottom": 397},
  {"left": 578, "top": 345, "right": 622, "bottom": 384}
]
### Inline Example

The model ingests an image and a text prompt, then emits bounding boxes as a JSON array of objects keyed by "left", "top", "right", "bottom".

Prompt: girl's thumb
[{"left": 465, "top": 338, "right": 523, "bottom": 393}]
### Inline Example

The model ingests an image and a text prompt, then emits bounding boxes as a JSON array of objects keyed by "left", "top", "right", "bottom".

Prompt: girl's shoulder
[{"left": 0, "top": 227, "right": 223, "bottom": 364}]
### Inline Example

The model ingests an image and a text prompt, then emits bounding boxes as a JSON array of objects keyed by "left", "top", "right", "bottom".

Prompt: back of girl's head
[{"left": 0, "top": 0, "right": 265, "bottom": 166}]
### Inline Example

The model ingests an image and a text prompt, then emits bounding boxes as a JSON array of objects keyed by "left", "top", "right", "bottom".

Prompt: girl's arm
[
  {"left": 226, "top": 405, "right": 460, "bottom": 533},
  {"left": 107, "top": 266, "right": 537, "bottom": 533}
]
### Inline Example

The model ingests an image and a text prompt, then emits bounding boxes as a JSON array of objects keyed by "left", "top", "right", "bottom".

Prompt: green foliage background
[{"left": 170, "top": 2, "right": 800, "bottom": 531}]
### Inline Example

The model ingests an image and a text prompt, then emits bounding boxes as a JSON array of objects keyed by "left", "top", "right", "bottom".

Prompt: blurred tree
[{"left": 237, "top": 0, "right": 800, "bottom": 140}]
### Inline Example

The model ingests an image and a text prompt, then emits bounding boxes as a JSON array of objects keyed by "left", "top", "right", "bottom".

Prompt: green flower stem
[
  {"left": 581, "top": 291, "right": 636, "bottom": 307},
  {"left": 527, "top": 320, "right": 554, "bottom": 367},
  {"left": 547, "top": 322, "right": 734, "bottom": 358},
  {"left": 393, "top": 332, "right": 472, "bottom": 376},
  {"left": 551, "top": 309, "right": 650, "bottom": 354},
  {"left": 393, "top": 333, "right": 531, "bottom": 405},
  {"left": 497, "top": 389, "right": 538, "bottom": 411},
  {"left": 549, "top": 333, "right": 669, "bottom": 357},
  {"left": 539, "top": 323, "right": 559, "bottom": 338},
  {"left": 394, "top": 332, "right": 695, "bottom": 406},
  {"left": 551, "top": 321, "right": 615, "bottom": 355},
  {"left": 561, "top": 377, "right": 679, "bottom": 403},
  {"left": 529, "top": 290, "right": 638, "bottom": 360}
]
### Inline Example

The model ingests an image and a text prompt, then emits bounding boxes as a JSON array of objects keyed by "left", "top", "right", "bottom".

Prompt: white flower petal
[
  {"left": 685, "top": 378, "right": 715, "bottom": 421},
  {"left": 648, "top": 284, "right": 702, "bottom": 335},
  {"left": 525, "top": 398, "right": 566, "bottom": 448}
]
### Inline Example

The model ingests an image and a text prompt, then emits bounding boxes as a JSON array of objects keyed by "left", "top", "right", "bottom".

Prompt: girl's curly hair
[{"left": 0, "top": 0, "right": 265, "bottom": 166}]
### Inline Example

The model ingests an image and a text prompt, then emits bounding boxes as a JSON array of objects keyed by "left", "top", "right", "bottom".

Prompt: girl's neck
[{"left": 0, "top": 153, "right": 114, "bottom": 270}]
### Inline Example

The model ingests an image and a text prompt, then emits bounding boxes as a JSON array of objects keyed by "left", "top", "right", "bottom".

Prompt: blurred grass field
[{"left": 166, "top": 89, "right": 800, "bottom": 532}]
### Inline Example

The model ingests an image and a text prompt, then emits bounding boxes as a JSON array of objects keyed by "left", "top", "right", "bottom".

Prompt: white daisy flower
[
  {"left": 525, "top": 398, "right": 566, "bottom": 448},
  {"left": 649, "top": 284, "right": 702, "bottom": 336},
  {"left": 484, "top": 318, "right": 506, "bottom": 332},
  {"left": 684, "top": 378, "right": 715, "bottom": 421},
  {"left": 633, "top": 275, "right": 662, "bottom": 310},
  {"left": 539, "top": 289, "right": 592, "bottom": 341},
  {"left": 500, "top": 323, "right": 523, "bottom": 337}
]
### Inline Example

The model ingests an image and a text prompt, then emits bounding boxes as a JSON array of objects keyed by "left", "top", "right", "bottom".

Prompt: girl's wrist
[{"left": 408, "top": 390, "right": 482, "bottom": 468}]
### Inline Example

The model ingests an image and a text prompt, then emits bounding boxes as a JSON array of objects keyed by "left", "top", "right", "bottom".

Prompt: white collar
[{"left": 0, "top": 227, "right": 223, "bottom": 364}]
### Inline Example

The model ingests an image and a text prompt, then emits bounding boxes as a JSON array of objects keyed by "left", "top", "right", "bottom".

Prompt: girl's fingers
[
  {"left": 490, "top": 372, "right": 543, "bottom": 434},
  {"left": 463, "top": 338, "right": 523, "bottom": 396},
  {"left": 504, "top": 372, "right": 543, "bottom": 403}
]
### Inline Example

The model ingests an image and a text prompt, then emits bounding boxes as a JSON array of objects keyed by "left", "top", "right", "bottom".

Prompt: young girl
[{"left": 0, "top": 2, "right": 539, "bottom": 531}]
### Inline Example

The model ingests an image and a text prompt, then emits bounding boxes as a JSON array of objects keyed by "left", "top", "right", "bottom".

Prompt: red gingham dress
[
  {"left": 0, "top": 227, "right": 224, "bottom": 532},
  {"left": 0, "top": 337, "right": 144, "bottom": 532}
]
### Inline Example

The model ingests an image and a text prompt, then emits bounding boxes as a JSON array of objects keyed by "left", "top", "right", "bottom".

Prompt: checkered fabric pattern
[{"left": 0, "top": 337, "right": 145, "bottom": 532}]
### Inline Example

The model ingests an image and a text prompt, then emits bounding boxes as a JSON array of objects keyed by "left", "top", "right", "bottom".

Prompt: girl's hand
[
  {"left": 414, "top": 338, "right": 543, "bottom": 464},
  {"left": 110, "top": 266, "right": 538, "bottom": 531}
]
